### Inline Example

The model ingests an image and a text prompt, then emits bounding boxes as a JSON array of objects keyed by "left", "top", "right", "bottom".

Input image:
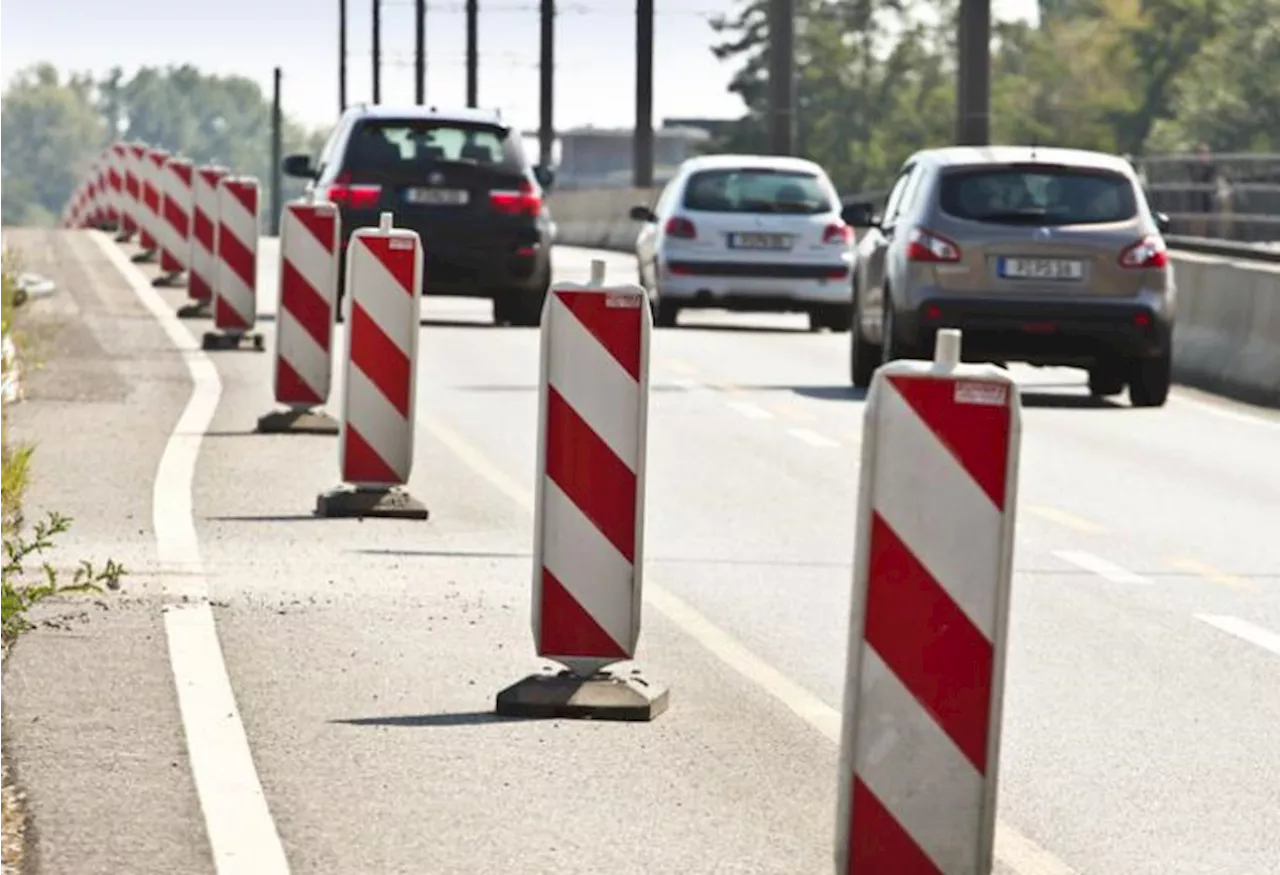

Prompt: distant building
[{"left": 521, "top": 123, "right": 715, "bottom": 189}]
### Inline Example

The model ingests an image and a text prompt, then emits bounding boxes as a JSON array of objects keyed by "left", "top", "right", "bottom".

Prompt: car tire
[
  {"left": 881, "top": 297, "right": 900, "bottom": 363},
  {"left": 655, "top": 298, "right": 679, "bottom": 328},
  {"left": 1088, "top": 365, "right": 1126, "bottom": 397},
  {"left": 810, "top": 303, "right": 852, "bottom": 333},
  {"left": 850, "top": 286, "right": 880, "bottom": 389},
  {"left": 1128, "top": 349, "right": 1172, "bottom": 407}
]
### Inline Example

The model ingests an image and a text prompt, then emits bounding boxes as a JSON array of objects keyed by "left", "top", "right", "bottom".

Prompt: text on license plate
[
  {"left": 999, "top": 257, "right": 1084, "bottom": 280},
  {"left": 405, "top": 187, "right": 469, "bottom": 206},
  {"left": 729, "top": 232, "right": 792, "bottom": 250}
]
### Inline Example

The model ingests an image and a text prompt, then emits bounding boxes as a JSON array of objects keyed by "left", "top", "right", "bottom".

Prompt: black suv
[{"left": 283, "top": 105, "right": 555, "bottom": 326}]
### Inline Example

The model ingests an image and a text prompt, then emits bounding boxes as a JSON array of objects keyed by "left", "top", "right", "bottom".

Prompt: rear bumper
[
  {"left": 659, "top": 257, "right": 853, "bottom": 310},
  {"left": 902, "top": 296, "right": 1173, "bottom": 363}
]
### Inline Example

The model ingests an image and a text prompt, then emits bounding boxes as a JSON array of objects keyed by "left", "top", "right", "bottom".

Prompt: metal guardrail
[{"left": 1166, "top": 235, "right": 1280, "bottom": 263}]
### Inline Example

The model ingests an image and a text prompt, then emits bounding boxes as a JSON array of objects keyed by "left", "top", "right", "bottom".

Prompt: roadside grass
[{"left": 2, "top": 237, "right": 128, "bottom": 872}]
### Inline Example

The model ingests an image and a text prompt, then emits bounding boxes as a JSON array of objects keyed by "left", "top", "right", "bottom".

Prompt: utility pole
[
  {"left": 633, "top": 0, "right": 654, "bottom": 188},
  {"left": 538, "top": 0, "right": 554, "bottom": 168},
  {"left": 956, "top": 0, "right": 991, "bottom": 145},
  {"left": 270, "top": 67, "right": 283, "bottom": 236},
  {"left": 466, "top": 0, "right": 479, "bottom": 107},
  {"left": 338, "top": 0, "right": 347, "bottom": 113},
  {"left": 767, "top": 0, "right": 797, "bottom": 156},
  {"left": 372, "top": 0, "right": 382, "bottom": 104},
  {"left": 415, "top": 0, "right": 426, "bottom": 104}
]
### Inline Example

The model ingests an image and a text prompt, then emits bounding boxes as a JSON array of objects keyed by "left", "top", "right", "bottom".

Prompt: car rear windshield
[
  {"left": 342, "top": 119, "right": 523, "bottom": 174},
  {"left": 682, "top": 168, "right": 833, "bottom": 214},
  {"left": 939, "top": 166, "right": 1138, "bottom": 225}
]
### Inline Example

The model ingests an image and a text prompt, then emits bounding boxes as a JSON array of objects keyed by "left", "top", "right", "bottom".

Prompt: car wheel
[
  {"left": 655, "top": 298, "right": 679, "bottom": 328},
  {"left": 492, "top": 295, "right": 513, "bottom": 326},
  {"left": 1088, "top": 364, "right": 1126, "bottom": 397},
  {"left": 850, "top": 287, "right": 880, "bottom": 389},
  {"left": 1128, "top": 349, "right": 1172, "bottom": 407},
  {"left": 881, "top": 297, "right": 899, "bottom": 363}
]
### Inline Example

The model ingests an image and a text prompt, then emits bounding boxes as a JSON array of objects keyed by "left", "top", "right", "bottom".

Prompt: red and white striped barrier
[
  {"left": 107, "top": 144, "right": 127, "bottom": 233},
  {"left": 187, "top": 165, "right": 229, "bottom": 309},
  {"left": 84, "top": 161, "right": 103, "bottom": 227},
  {"left": 140, "top": 146, "right": 169, "bottom": 253},
  {"left": 123, "top": 143, "right": 146, "bottom": 241},
  {"left": 836, "top": 328, "right": 1021, "bottom": 875},
  {"left": 274, "top": 202, "right": 340, "bottom": 407},
  {"left": 158, "top": 155, "right": 194, "bottom": 280},
  {"left": 315, "top": 213, "right": 427, "bottom": 518},
  {"left": 208, "top": 176, "right": 260, "bottom": 341},
  {"left": 495, "top": 261, "right": 667, "bottom": 721}
]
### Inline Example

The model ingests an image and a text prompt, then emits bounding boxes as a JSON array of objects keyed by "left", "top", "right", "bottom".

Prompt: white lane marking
[
  {"left": 1195, "top": 615, "right": 1280, "bottom": 657},
  {"left": 420, "top": 414, "right": 1079, "bottom": 875},
  {"left": 92, "top": 232, "right": 291, "bottom": 875},
  {"left": 1171, "top": 394, "right": 1280, "bottom": 432},
  {"left": 726, "top": 400, "right": 774, "bottom": 420},
  {"left": 669, "top": 377, "right": 698, "bottom": 390},
  {"left": 787, "top": 427, "right": 841, "bottom": 448},
  {"left": 1053, "top": 550, "right": 1152, "bottom": 585}
]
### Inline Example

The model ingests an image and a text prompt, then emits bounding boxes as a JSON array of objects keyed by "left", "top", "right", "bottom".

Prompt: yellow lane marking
[
  {"left": 1025, "top": 505, "right": 1107, "bottom": 535},
  {"left": 1167, "top": 557, "right": 1257, "bottom": 592}
]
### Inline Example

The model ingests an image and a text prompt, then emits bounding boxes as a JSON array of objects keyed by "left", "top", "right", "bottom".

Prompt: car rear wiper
[{"left": 972, "top": 209, "right": 1051, "bottom": 223}]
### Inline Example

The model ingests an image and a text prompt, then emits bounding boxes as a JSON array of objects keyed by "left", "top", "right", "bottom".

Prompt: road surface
[{"left": 4, "top": 228, "right": 1278, "bottom": 875}]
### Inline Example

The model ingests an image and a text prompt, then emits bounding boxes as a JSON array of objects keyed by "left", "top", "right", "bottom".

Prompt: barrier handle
[
  {"left": 379, "top": 211, "right": 394, "bottom": 232},
  {"left": 933, "top": 327, "right": 962, "bottom": 373},
  {"left": 589, "top": 258, "right": 606, "bottom": 285}
]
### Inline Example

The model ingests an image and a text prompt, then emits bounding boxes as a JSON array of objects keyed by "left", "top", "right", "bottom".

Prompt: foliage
[
  {"left": 1, "top": 63, "right": 330, "bottom": 227},
  {"left": 708, "top": 0, "right": 1280, "bottom": 194}
]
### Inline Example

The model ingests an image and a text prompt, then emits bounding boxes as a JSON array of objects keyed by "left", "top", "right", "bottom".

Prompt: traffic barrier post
[
  {"left": 155, "top": 155, "right": 194, "bottom": 287},
  {"left": 123, "top": 143, "right": 146, "bottom": 245},
  {"left": 201, "top": 176, "right": 264, "bottom": 352},
  {"left": 315, "top": 212, "right": 428, "bottom": 520},
  {"left": 495, "top": 258, "right": 668, "bottom": 722},
  {"left": 107, "top": 143, "right": 128, "bottom": 238},
  {"left": 133, "top": 145, "right": 168, "bottom": 264},
  {"left": 258, "top": 201, "right": 342, "bottom": 434},
  {"left": 835, "top": 328, "right": 1021, "bottom": 875},
  {"left": 182, "top": 164, "right": 230, "bottom": 318}
]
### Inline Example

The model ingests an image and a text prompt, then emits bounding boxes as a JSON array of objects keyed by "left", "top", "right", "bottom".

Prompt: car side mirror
[
  {"left": 283, "top": 154, "right": 316, "bottom": 179},
  {"left": 841, "top": 201, "right": 876, "bottom": 228},
  {"left": 629, "top": 205, "right": 657, "bottom": 222},
  {"left": 533, "top": 165, "right": 555, "bottom": 189},
  {"left": 1154, "top": 211, "right": 1171, "bottom": 234}
]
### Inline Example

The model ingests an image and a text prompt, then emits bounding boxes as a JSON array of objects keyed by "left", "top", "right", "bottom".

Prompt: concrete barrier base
[
  {"left": 495, "top": 668, "right": 669, "bottom": 722},
  {"left": 314, "top": 485, "right": 429, "bottom": 520},
  {"left": 256, "top": 408, "right": 340, "bottom": 435}
]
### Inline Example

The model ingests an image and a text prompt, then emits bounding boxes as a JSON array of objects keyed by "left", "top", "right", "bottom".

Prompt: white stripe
[
  {"left": 874, "top": 381, "right": 1005, "bottom": 639},
  {"left": 191, "top": 176, "right": 220, "bottom": 286},
  {"left": 1053, "top": 550, "right": 1151, "bottom": 585},
  {"left": 218, "top": 183, "right": 258, "bottom": 250},
  {"left": 215, "top": 185, "right": 258, "bottom": 327},
  {"left": 215, "top": 256, "right": 257, "bottom": 330},
  {"left": 276, "top": 308, "right": 331, "bottom": 402},
  {"left": 540, "top": 478, "right": 636, "bottom": 654},
  {"left": 727, "top": 400, "right": 773, "bottom": 420},
  {"left": 89, "top": 232, "right": 291, "bottom": 875},
  {"left": 1195, "top": 614, "right": 1280, "bottom": 657},
  {"left": 852, "top": 647, "right": 985, "bottom": 873},
  {"left": 341, "top": 361, "right": 412, "bottom": 485},
  {"left": 546, "top": 292, "right": 640, "bottom": 471},
  {"left": 788, "top": 427, "right": 840, "bottom": 448},
  {"left": 282, "top": 207, "right": 338, "bottom": 300},
  {"left": 346, "top": 230, "right": 420, "bottom": 359}
]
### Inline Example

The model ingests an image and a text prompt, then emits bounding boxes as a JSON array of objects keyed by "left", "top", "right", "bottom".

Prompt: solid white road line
[
  {"left": 726, "top": 400, "right": 775, "bottom": 420},
  {"left": 421, "top": 414, "right": 1080, "bottom": 875},
  {"left": 1053, "top": 550, "right": 1152, "bottom": 585},
  {"left": 1171, "top": 393, "right": 1280, "bottom": 431},
  {"left": 92, "top": 232, "right": 291, "bottom": 875},
  {"left": 787, "top": 426, "right": 841, "bottom": 448},
  {"left": 1195, "top": 615, "right": 1280, "bottom": 657}
]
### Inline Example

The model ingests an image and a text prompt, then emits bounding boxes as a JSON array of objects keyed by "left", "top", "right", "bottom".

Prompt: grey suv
[{"left": 846, "top": 146, "right": 1175, "bottom": 407}]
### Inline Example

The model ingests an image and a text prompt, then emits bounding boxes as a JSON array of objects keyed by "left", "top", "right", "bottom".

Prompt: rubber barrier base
[
  {"left": 256, "top": 408, "right": 340, "bottom": 436},
  {"left": 201, "top": 331, "right": 264, "bottom": 352},
  {"left": 314, "top": 485, "right": 429, "bottom": 520},
  {"left": 495, "top": 669, "right": 669, "bottom": 722},
  {"left": 177, "top": 301, "right": 211, "bottom": 320}
]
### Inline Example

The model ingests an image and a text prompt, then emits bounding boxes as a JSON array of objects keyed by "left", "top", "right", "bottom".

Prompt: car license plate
[
  {"left": 999, "top": 257, "right": 1084, "bottom": 280},
  {"left": 729, "top": 232, "right": 792, "bottom": 250},
  {"left": 404, "top": 187, "right": 469, "bottom": 206}
]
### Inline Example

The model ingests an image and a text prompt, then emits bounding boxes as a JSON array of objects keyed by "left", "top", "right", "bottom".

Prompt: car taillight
[
  {"left": 326, "top": 173, "right": 382, "bottom": 209},
  {"left": 490, "top": 179, "right": 542, "bottom": 217},
  {"left": 1119, "top": 235, "right": 1168, "bottom": 269},
  {"left": 905, "top": 227, "right": 961, "bottom": 263},
  {"left": 823, "top": 223, "right": 853, "bottom": 244},
  {"left": 664, "top": 216, "right": 696, "bottom": 239}
]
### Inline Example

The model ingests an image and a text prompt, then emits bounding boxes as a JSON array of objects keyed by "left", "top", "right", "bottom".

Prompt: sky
[{"left": 1, "top": 0, "right": 1038, "bottom": 135}]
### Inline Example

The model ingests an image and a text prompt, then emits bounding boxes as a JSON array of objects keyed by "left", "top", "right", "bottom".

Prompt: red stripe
[
  {"left": 199, "top": 168, "right": 227, "bottom": 189},
  {"left": 865, "top": 512, "right": 993, "bottom": 772},
  {"left": 275, "top": 356, "right": 322, "bottom": 406},
  {"left": 143, "top": 183, "right": 159, "bottom": 212},
  {"left": 359, "top": 234, "right": 417, "bottom": 295},
  {"left": 350, "top": 303, "right": 411, "bottom": 419},
  {"left": 170, "top": 161, "right": 193, "bottom": 185},
  {"left": 215, "top": 296, "right": 249, "bottom": 331},
  {"left": 225, "top": 180, "right": 257, "bottom": 217},
  {"left": 139, "top": 230, "right": 156, "bottom": 249},
  {"left": 281, "top": 259, "right": 332, "bottom": 350},
  {"left": 125, "top": 173, "right": 139, "bottom": 198},
  {"left": 545, "top": 386, "right": 636, "bottom": 564},
  {"left": 218, "top": 222, "right": 256, "bottom": 288},
  {"left": 553, "top": 289, "right": 641, "bottom": 381},
  {"left": 290, "top": 205, "right": 337, "bottom": 253},
  {"left": 163, "top": 197, "right": 189, "bottom": 237},
  {"left": 342, "top": 422, "right": 402, "bottom": 485},
  {"left": 160, "top": 249, "right": 182, "bottom": 273},
  {"left": 847, "top": 776, "right": 943, "bottom": 875},
  {"left": 538, "top": 567, "right": 629, "bottom": 659},
  {"left": 887, "top": 375, "right": 1011, "bottom": 509},
  {"left": 193, "top": 209, "right": 215, "bottom": 250},
  {"left": 189, "top": 272, "right": 212, "bottom": 302}
]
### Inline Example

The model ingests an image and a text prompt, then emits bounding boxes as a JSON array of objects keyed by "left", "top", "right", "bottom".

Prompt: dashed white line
[
  {"left": 1195, "top": 615, "right": 1280, "bottom": 657},
  {"left": 787, "top": 427, "right": 841, "bottom": 448},
  {"left": 93, "top": 232, "right": 291, "bottom": 875},
  {"left": 726, "top": 400, "right": 775, "bottom": 420},
  {"left": 1053, "top": 550, "right": 1152, "bottom": 585}
]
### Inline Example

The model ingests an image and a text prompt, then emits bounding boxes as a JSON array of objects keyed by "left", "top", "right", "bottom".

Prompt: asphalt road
[{"left": 5, "top": 229, "right": 1279, "bottom": 875}]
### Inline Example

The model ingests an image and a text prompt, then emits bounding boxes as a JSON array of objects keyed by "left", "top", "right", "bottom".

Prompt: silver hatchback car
[{"left": 846, "top": 146, "right": 1175, "bottom": 407}]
